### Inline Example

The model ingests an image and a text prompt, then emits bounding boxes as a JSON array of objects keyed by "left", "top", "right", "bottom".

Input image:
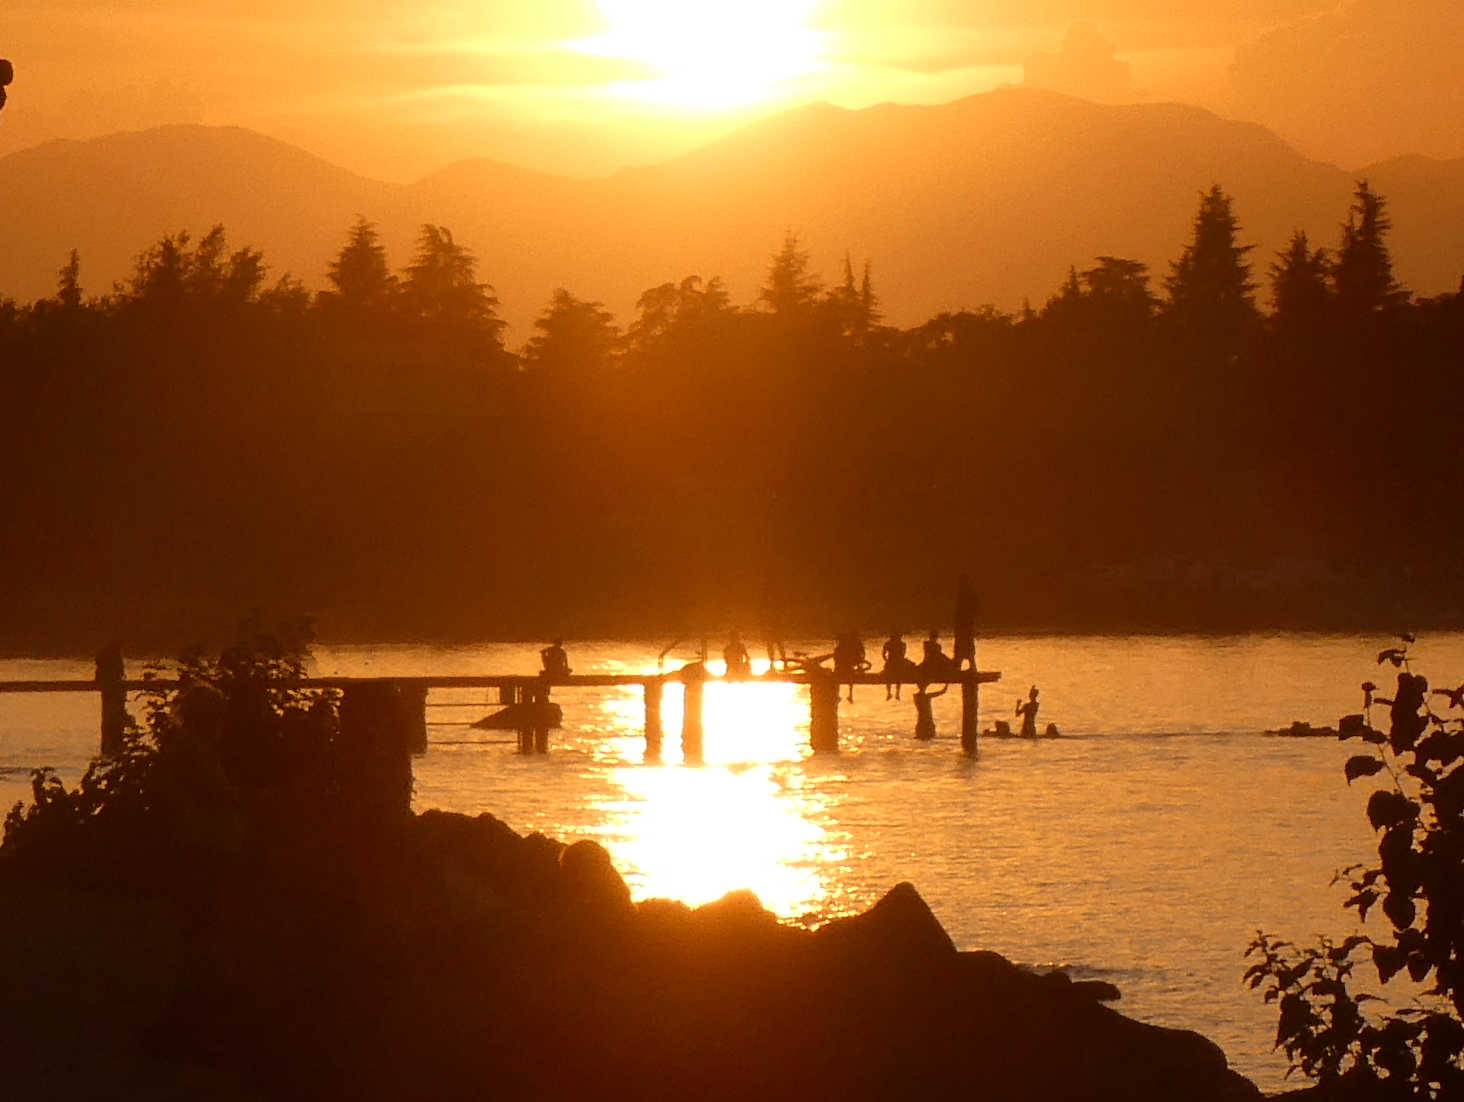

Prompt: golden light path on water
[{"left": 590, "top": 670, "right": 847, "bottom": 915}]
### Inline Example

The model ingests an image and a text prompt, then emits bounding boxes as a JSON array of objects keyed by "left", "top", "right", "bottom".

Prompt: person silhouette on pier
[
  {"left": 833, "top": 629, "right": 870, "bottom": 702},
  {"left": 0, "top": 59, "right": 12, "bottom": 113},
  {"left": 1016, "top": 685, "right": 1040, "bottom": 738},
  {"left": 918, "top": 630, "right": 955, "bottom": 683},
  {"left": 881, "top": 631, "right": 912, "bottom": 700},
  {"left": 540, "top": 639, "right": 571, "bottom": 679},
  {"left": 723, "top": 630, "right": 751, "bottom": 680}
]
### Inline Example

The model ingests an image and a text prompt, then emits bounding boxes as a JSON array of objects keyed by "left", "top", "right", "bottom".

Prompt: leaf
[
  {"left": 1366, "top": 790, "right": 1417, "bottom": 831},
  {"left": 1339, "top": 713, "right": 1367, "bottom": 739},
  {"left": 1374, "top": 944, "right": 1405, "bottom": 984},
  {"left": 1383, "top": 890, "right": 1417, "bottom": 931},
  {"left": 1345, "top": 754, "right": 1386, "bottom": 783},
  {"left": 1378, "top": 648, "right": 1407, "bottom": 668}
]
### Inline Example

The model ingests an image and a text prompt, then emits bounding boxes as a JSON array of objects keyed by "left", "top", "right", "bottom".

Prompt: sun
[{"left": 579, "top": 0, "right": 826, "bottom": 112}]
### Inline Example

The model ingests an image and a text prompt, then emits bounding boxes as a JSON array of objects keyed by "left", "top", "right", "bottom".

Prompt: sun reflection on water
[{"left": 589, "top": 676, "right": 848, "bottom": 915}]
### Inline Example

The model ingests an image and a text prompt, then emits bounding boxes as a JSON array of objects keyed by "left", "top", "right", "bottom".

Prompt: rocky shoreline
[{"left": 3, "top": 805, "right": 1263, "bottom": 1101}]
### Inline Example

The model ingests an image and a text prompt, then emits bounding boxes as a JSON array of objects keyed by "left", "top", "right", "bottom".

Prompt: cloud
[
  {"left": 1022, "top": 23, "right": 1131, "bottom": 101},
  {"left": 1230, "top": 0, "right": 1464, "bottom": 164}
]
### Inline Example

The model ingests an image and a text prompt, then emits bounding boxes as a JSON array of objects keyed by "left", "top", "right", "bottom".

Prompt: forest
[{"left": 2, "top": 183, "right": 1461, "bottom": 651}]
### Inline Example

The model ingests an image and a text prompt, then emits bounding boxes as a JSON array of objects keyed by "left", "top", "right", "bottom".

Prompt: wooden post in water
[
  {"left": 531, "top": 683, "right": 551, "bottom": 754},
  {"left": 809, "top": 671, "right": 840, "bottom": 752},
  {"left": 960, "top": 676, "right": 979, "bottom": 756},
  {"left": 643, "top": 678, "right": 663, "bottom": 760},
  {"left": 956, "top": 577, "right": 979, "bottom": 757},
  {"left": 510, "top": 682, "right": 534, "bottom": 754},
  {"left": 95, "top": 643, "right": 127, "bottom": 756},
  {"left": 681, "top": 664, "right": 706, "bottom": 762}
]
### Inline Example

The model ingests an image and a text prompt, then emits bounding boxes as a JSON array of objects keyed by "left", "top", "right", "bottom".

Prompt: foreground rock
[{"left": 1, "top": 808, "right": 1260, "bottom": 1102}]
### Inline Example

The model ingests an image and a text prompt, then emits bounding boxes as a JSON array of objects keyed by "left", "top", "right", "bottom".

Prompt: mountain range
[{"left": 4, "top": 87, "right": 1463, "bottom": 339}]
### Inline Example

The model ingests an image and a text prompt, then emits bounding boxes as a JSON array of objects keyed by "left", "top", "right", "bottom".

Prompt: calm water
[{"left": 4, "top": 632, "right": 1455, "bottom": 1093}]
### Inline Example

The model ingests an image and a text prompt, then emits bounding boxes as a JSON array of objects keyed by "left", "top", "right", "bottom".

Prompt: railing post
[
  {"left": 809, "top": 670, "right": 839, "bottom": 752},
  {"left": 95, "top": 642, "right": 127, "bottom": 756}
]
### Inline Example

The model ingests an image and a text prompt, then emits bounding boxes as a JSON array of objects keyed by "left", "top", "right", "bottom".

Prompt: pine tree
[
  {"left": 400, "top": 224, "right": 503, "bottom": 341},
  {"left": 1334, "top": 181, "right": 1406, "bottom": 318},
  {"left": 758, "top": 231, "right": 820, "bottom": 319},
  {"left": 56, "top": 249, "right": 82, "bottom": 310},
  {"left": 1163, "top": 185, "right": 1259, "bottom": 342},
  {"left": 1268, "top": 230, "right": 1331, "bottom": 332},
  {"left": 325, "top": 217, "right": 396, "bottom": 311}
]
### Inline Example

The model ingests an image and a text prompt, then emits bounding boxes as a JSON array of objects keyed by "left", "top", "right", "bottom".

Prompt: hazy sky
[{"left": 3, "top": 0, "right": 1461, "bottom": 180}]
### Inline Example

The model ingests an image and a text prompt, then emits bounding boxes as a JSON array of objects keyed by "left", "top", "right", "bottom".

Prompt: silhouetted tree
[
  {"left": 1334, "top": 182, "right": 1406, "bottom": 320},
  {"left": 324, "top": 217, "right": 396, "bottom": 312},
  {"left": 400, "top": 224, "right": 503, "bottom": 338},
  {"left": 627, "top": 275, "right": 734, "bottom": 355},
  {"left": 56, "top": 250, "right": 82, "bottom": 310},
  {"left": 1083, "top": 256, "right": 1158, "bottom": 328},
  {"left": 127, "top": 231, "right": 192, "bottom": 309},
  {"left": 1268, "top": 230, "right": 1332, "bottom": 333},
  {"left": 759, "top": 232, "right": 821, "bottom": 319},
  {"left": 1164, "top": 185, "right": 1259, "bottom": 346},
  {"left": 823, "top": 254, "right": 881, "bottom": 340},
  {"left": 523, "top": 288, "right": 621, "bottom": 375}
]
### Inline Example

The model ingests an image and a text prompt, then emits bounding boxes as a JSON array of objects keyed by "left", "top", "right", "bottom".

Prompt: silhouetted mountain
[{"left": 3, "top": 90, "right": 1463, "bottom": 336}]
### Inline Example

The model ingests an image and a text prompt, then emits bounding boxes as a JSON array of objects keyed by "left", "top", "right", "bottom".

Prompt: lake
[{"left": 4, "top": 631, "right": 1453, "bottom": 1093}]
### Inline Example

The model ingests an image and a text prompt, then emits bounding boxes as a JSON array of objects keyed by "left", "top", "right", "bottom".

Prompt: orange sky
[{"left": 3, "top": 1, "right": 1461, "bottom": 180}]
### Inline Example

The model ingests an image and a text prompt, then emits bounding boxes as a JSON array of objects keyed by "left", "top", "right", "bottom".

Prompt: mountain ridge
[{"left": 3, "top": 89, "right": 1462, "bottom": 336}]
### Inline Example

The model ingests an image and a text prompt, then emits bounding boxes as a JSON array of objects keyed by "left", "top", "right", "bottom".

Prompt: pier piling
[
  {"left": 644, "top": 679, "right": 663, "bottom": 759},
  {"left": 681, "top": 664, "right": 706, "bottom": 761},
  {"left": 95, "top": 643, "right": 127, "bottom": 756},
  {"left": 809, "top": 672, "right": 839, "bottom": 752}
]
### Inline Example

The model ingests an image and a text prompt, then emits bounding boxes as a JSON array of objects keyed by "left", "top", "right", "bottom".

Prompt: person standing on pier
[
  {"left": 723, "top": 630, "right": 751, "bottom": 679},
  {"left": 1016, "top": 685, "right": 1040, "bottom": 738},
  {"left": 540, "top": 639, "right": 572, "bottom": 679}
]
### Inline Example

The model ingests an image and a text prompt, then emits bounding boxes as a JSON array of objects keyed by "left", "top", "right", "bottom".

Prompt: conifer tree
[
  {"left": 1163, "top": 185, "right": 1259, "bottom": 341},
  {"left": 758, "top": 231, "right": 821, "bottom": 319},
  {"left": 1268, "top": 230, "right": 1331, "bottom": 331},
  {"left": 56, "top": 250, "right": 82, "bottom": 310},
  {"left": 1334, "top": 181, "right": 1406, "bottom": 318},
  {"left": 325, "top": 217, "right": 396, "bottom": 311}
]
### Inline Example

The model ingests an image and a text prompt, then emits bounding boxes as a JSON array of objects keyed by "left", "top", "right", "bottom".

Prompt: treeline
[{"left": 2, "top": 184, "right": 1462, "bottom": 650}]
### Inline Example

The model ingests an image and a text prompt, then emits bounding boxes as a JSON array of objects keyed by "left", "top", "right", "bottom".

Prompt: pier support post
[
  {"left": 644, "top": 679, "right": 663, "bottom": 760},
  {"left": 531, "top": 683, "right": 551, "bottom": 754},
  {"left": 681, "top": 664, "right": 706, "bottom": 762},
  {"left": 95, "top": 642, "right": 127, "bottom": 756},
  {"left": 509, "top": 683, "right": 534, "bottom": 754},
  {"left": 960, "top": 677, "right": 978, "bottom": 757},
  {"left": 809, "top": 671, "right": 839, "bottom": 752}
]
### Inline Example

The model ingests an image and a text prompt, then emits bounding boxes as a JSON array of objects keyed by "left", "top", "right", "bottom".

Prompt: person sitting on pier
[
  {"left": 833, "top": 629, "right": 870, "bottom": 702},
  {"left": 918, "top": 631, "right": 955, "bottom": 683},
  {"left": 540, "top": 639, "right": 572, "bottom": 679},
  {"left": 1016, "top": 685, "right": 1040, "bottom": 738},
  {"left": 723, "top": 630, "right": 752, "bottom": 680},
  {"left": 881, "top": 631, "right": 913, "bottom": 700}
]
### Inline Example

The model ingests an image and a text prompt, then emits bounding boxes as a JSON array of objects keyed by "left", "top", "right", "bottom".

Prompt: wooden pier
[{"left": 0, "top": 664, "right": 1001, "bottom": 759}]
